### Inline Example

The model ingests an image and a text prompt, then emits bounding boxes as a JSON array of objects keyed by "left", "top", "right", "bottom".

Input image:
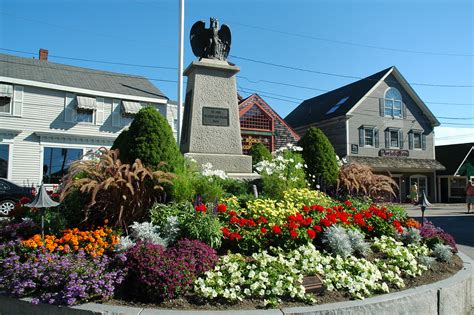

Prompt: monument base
[{"left": 185, "top": 152, "right": 253, "bottom": 176}]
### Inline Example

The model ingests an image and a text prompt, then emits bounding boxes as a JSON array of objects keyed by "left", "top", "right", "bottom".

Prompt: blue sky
[{"left": 1, "top": 0, "right": 473, "bottom": 144}]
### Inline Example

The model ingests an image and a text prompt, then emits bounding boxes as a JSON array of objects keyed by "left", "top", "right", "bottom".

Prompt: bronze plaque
[
  {"left": 302, "top": 275, "right": 324, "bottom": 293},
  {"left": 202, "top": 107, "right": 229, "bottom": 127}
]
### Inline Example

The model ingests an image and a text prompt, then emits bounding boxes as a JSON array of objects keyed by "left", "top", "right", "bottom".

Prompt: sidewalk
[{"left": 402, "top": 203, "right": 468, "bottom": 218}]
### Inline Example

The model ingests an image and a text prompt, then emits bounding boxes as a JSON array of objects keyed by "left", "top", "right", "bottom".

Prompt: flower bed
[{"left": 0, "top": 146, "right": 461, "bottom": 309}]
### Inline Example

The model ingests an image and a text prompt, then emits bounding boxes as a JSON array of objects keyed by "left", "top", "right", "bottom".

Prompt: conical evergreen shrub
[
  {"left": 298, "top": 127, "right": 339, "bottom": 187},
  {"left": 112, "top": 107, "right": 183, "bottom": 172}
]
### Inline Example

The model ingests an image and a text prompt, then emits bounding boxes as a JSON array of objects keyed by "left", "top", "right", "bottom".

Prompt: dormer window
[{"left": 384, "top": 88, "right": 403, "bottom": 118}]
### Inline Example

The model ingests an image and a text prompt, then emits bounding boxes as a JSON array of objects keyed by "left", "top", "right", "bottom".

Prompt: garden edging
[{"left": 1, "top": 252, "right": 472, "bottom": 315}]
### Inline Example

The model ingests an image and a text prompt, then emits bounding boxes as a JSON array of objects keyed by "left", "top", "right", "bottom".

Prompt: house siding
[
  {"left": 348, "top": 74, "right": 435, "bottom": 160},
  {"left": 0, "top": 83, "right": 168, "bottom": 185}
]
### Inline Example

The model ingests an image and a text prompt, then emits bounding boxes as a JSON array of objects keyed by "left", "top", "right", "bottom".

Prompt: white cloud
[{"left": 435, "top": 127, "right": 474, "bottom": 146}]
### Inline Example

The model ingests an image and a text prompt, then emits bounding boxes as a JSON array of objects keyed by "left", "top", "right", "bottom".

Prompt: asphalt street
[{"left": 404, "top": 203, "right": 474, "bottom": 259}]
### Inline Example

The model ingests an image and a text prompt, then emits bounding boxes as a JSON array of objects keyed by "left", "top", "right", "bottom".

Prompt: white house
[{"left": 0, "top": 50, "right": 177, "bottom": 186}]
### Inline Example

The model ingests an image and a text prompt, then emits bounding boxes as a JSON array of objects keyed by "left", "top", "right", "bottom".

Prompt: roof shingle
[{"left": 0, "top": 53, "right": 167, "bottom": 100}]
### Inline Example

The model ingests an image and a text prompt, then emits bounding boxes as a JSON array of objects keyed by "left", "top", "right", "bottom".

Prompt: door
[{"left": 410, "top": 175, "right": 428, "bottom": 199}]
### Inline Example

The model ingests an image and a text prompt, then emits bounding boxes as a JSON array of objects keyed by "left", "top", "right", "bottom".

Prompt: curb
[{"left": 1, "top": 253, "right": 472, "bottom": 315}]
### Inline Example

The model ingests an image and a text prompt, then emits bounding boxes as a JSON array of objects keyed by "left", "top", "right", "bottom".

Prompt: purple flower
[{"left": 420, "top": 220, "right": 458, "bottom": 252}]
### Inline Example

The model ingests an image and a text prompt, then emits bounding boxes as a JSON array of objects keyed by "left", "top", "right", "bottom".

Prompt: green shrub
[
  {"left": 112, "top": 107, "right": 183, "bottom": 172},
  {"left": 298, "top": 127, "right": 339, "bottom": 187},
  {"left": 249, "top": 142, "right": 272, "bottom": 167}
]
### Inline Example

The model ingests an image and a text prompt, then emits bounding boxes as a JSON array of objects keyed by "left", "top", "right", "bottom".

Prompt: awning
[
  {"left": 346, "top": 156, "right": 445, "bottom": 172},
  {"left": 0, "top": 84, "right": 13, "bottom": 97},
  {"left": 122, "top": 101, "right": 142, "bottom": 115},
  {"left": 76, "top": 96, "right": 97, "bottom": 110}
]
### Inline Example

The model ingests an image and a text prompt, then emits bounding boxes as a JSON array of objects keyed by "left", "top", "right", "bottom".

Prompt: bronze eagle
[{"left": 190, "top": 17, "right": 231, "bottom": 61}]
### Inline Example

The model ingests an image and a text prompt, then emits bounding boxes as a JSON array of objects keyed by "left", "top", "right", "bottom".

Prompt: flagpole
[{"left": 177, "top": 0, "right": 185, "bottom": 146}]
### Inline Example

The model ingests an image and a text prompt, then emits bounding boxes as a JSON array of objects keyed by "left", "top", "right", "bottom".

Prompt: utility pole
[{"left": 177, "top": 0, "right": 185, "bottom": 145}]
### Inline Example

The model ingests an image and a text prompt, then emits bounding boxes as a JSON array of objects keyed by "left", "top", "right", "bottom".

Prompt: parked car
[{"left": 0, "top": 178, "right": 36, "bottom": 216}]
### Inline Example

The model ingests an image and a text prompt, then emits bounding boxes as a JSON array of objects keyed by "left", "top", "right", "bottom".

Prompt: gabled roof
[
  {"left": 284, "top": 66, "right": 440, "bottom": 128},
  {"left": 239, "top": 93, "right": 300, "bottom": 140},
  {"left": 0, "top": 53, "right": 167, "bottom": 100}
]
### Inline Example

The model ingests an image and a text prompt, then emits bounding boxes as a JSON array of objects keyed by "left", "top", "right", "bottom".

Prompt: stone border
[{"left": 1, "top": 253, "right": 472, "bottom": 315}]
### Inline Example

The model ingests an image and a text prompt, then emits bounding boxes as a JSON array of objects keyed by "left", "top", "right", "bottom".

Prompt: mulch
[{"left": 106, "top": 254, "right": 464, "bottom": 310}]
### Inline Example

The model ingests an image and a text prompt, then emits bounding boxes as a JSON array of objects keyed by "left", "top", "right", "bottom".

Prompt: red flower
[
  {"left": 229, "top": 232, "right": 242, "bottom": 241},
  {"left": 258, "top": 216, "right": 268, "bottom": 224},
  {"left": 260, "top": 227, "right": 267, "bottom": 234},
  {"left": 195, "top": 204, "right": 207, "bottom": 213},
  {"left": 344, "top": 200, "right": 352, "bottom": 207},
  {"left": 288, "top": 222, "right": 299, "bottom": 230},
  {"left": 312, "top": 225, "right": 322, "bottom": 233},
  {"left": 320, "top": 218, "right": 332, "bottom": 227},
  {"left": 290, "top": 230, "right": 299, "bottom": 239},
  {"left": 307, "top": 229, "right": 316, "bottom": 239},
  {"left": 229, "top": 210, "right": 237, "bottom": 216},
  {"left": 222, "top": 227, "right": 230, "bottom": 237},
  {"left": 367, "top": 225, "right": 374, "bottom": 232},
  {"left": 301, "top": 217, "right": 313, "bottom": 226},
  {"left": 217, "top": 204, "right": 227, "bottom": 213},
  {"left": 229, "top": 216, "right": 239, "bottom": 224},
  {"left": 272, "top": 225, "right": 282, "bottom": 234},
  {"left": 302, "top": 205, "right": 310, "bottom": 212}
]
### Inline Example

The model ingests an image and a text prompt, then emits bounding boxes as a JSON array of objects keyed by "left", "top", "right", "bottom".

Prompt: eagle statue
[{"left": 190, "top": 17, "right": 231, "bottom": 61}]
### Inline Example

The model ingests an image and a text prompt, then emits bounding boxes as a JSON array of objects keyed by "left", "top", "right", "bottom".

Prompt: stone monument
[{"left": 180, "top": 18, "right": 253, "bottom": 177}]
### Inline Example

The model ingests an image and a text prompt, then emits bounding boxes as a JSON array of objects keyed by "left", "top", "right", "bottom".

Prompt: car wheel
[{"left": 0, "top": 200, "right": 16, "bottom": 216}]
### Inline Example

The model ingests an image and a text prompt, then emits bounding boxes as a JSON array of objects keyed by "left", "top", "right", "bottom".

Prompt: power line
[
  {"left": 1, "top": 49, "right": 472, "bottom": 107},
  {"left": 227, "top": 21, "right": 474, "bottom": 58},
  {"left": 231, "top": 55, "right": 474, "bottom": 88},
  {"left": 0, "top": 48, "right": 177, "bottom": 70},
  {"left": 0, "top": 59, "right": 179, "bottom": 84}
]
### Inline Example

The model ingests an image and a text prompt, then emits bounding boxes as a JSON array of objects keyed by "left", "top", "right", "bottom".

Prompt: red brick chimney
[{"left": 39, "top": 48, "right": 48, "bottom": 61}]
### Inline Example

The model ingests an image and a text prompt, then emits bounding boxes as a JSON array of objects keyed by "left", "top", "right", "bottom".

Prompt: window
[
  {"left": 359, "top": 126, "right": 379, "bottom": 148},
  {"left": 0, "top": 144, "right": 9, "bottom": 179},
  {"left": 173, "top": 119, "right": 178, "bottom": 132},
  {"left": 365, "top": 128, "right": 374, "bottom": 146},
  {"left": 240, "top": 106, "right": 272, "bottom": 130},
  {"left": 0, "top": 84, "right": 13, "bottom": 114},
  {"left": 76, "top": 109, "right": 94, "bottom": 123},
  {"left": 413, "top": 133, "right": 422, "bottom": 149},
  {"left": 384, "top": 88, "right": 403, "bottom": 118},
  {"left": 121, "top": 115, "right": 134, "bottom": 126},
  {"left": 409, "top": 130, "right": 425, "bottom": 150},
  {"left": 43, "top": 147, "right": 83, "bottom": 184},
  {"left": 326, "top": 96, "right": 349, "bottom": 114},
  {"left": 390, "top": 130, "right": 399, "bottom": 147},
  {"left": 385, "top": 128, "right": 403, "bottom": 149}
]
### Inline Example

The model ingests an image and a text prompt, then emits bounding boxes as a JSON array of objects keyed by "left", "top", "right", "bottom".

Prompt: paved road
[{"left": 404, "top": 203, "right": 474, "bottom": 259}]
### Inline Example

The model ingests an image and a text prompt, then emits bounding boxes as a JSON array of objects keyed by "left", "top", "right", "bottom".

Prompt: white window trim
[
  {"left": 75, "top": 109, "right": 95, "bottom": 125},
  {"left": 412, "top": 131, "right": 423, "bottom": 150},
  {"left": 383, "top": 87, "right": 403, "bottom": 119},
  {"left": 364, "top": 127, "right": 376, "bottom": 147},
  {"left": 0, "top": 141, "right": 14, "bottom": 180},
  {"left": 388, "top": 128, "right": 401, "bottom": 149}
]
